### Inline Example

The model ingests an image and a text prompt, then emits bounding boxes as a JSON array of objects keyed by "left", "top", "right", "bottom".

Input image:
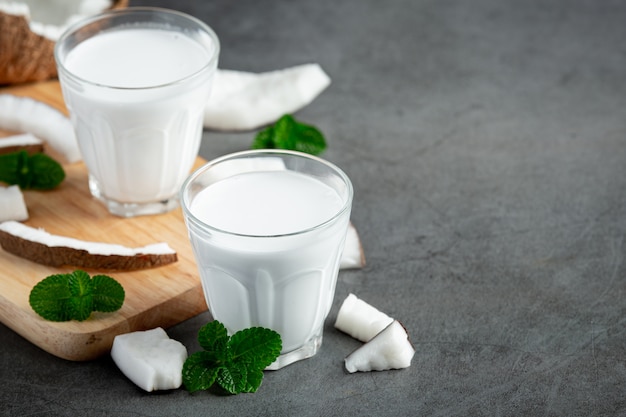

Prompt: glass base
[
  {"left": 265, "top": 328, "right": 323, "bottom": 370},
  {"left": 89, "top": 175, "right": 179, "bottom": 218}
]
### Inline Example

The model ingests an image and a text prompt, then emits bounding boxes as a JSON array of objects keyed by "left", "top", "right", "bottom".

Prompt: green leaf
[
  {"left": 252, "top": 114, "right": 327, "bottom": 155},
  {"left": 183, "top": 351, "right": 220, "bottom": 393},
  {"left": 241, "top": 367, "right": 264, "bottom": 393},
  {"left": 67, "top": 270, "right": 93, "bottom": 321},
  {"left": 29, "top": 274, "right": 73, "bottom": 322},
  {"left": 229, "top": 327, "right": 282, "bottom": 370},
  {"left": 0, "top": 150, "right": 26, "bottom": 186},
  {"left": 28, "top": 270, "right": 124, "bottom": 321},
  {"left": 251, "top": 128, "right": 273, "bottom": 150},
  {"left": 217, "top": 362, "right": 248, "bottom": 395},
  {"left": 0, "top": 150, "right": 64, "bottom": 190},
  {"left": 293, "top": 123, "right": 326, "bottom": 155},
  {"left": 182, "top": 321, "right": 283, "bottom": 395},
  {"left": 91, "top": 274, "right": 125, "bottom": 312},
  {"left": 272, "top": 115, "right": 298, "bottom": 150},
  {"left": 28, "top": 153, "right": 66, "bottom": 190},
  {"left": 197, "top": 320, "right": 229, "bottom": 362}
]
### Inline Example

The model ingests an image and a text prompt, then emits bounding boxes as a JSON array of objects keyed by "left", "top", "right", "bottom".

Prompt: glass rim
[
  {"left": 180, "top": 149, "right": 354, "bottom": 239},
  {"left": 54, "top": 6, "right": 220, "bottom": 91}
]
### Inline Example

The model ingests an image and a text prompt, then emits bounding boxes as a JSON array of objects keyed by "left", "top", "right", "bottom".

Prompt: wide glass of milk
[
  {"left": 54, "top": 8, "right": 219, "bottom": 217},
  {"left": 181, "top": 150, "right": 353, "bottom": 369}
]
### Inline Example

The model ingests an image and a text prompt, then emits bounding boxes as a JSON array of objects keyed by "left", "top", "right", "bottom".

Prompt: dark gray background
[{"left": 2, "top": 0, "right": 625, "bottom": 415}]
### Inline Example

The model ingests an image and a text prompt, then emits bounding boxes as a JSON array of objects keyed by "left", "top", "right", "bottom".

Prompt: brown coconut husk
[{"left": 0, "top": 0, "right": 128, "bottom": 85}]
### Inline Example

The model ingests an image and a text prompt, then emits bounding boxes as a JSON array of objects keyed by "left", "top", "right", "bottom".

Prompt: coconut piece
[
  {"left": 0, "top": 94, "right": 80, "bottom": 163},
  {"left": 0, "top": 220, "right": 177, "bottom": 270},
  {"left": 334, "top": 293, "right": 394, "bottom": 342},
  {"left": 0, "top": 0, "right": 128, "bottom": 85},
  {"left": 0, "top": 5, "right": 56, "bottom": 84},
  {"left": 203, "top": 64, "right": 332, "bottom": 131},
  {"left": 344, "top": 320, "right": 415, "bottom": 373},
  {"left": 340, "top": 223, "right": 366, "bottom": 270},
  {"left": 0, "top": 132, "right": 44, "bottom": 155},
  {"left": 111, "top": 327, "right": 187, "bottom": 392},
  {"left": 0, "top": 186, "right": 29, "bottom": 222}
]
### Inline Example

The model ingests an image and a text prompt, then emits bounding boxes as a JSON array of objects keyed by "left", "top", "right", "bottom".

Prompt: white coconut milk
[
  {"left": 60, "top": 27, "right": 215, "bottom": 206},
  {"left": 188, "top": 170, "right": 350, "bottom": 353}
]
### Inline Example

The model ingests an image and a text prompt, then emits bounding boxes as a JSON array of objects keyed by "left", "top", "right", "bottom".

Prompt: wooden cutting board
[{"left": 0, "top": 80, "right": 209, "bottom": 361}]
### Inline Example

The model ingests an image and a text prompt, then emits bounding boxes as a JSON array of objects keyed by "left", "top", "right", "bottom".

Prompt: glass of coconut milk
[
  {"left": 54, "top": 8, "right": 219, "bottom": 217},
  {"left": 181, "top": 150, "right": 353, "bottom": 369}
]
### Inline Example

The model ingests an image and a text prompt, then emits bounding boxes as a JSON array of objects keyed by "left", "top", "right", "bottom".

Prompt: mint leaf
[
  {"left": 182, "top": 352, "right": 220, "bottom": 393},
  {"left": 183, "top": 321, "right": 282, "bottom": 395},
  {"left": 92, "top": 274, "right": 125, "bottom": 312},
  {"left": 29, "top": 274, "right": 73, "bottom": 322},
  {"left": 252, "top": 114, "right": 327, "bottom": 155},
  {"left": 0, "top": 150, "right": 65, "bottom": 190},
  {"left": 217, "top": 363, "right": 248, "bottom": 395},
  {"left": 28, "top": 153, "right": 66, "bottom": 189},
  {"left": 241, "top": 368, "right": 264, "bottom": 393},
  {"left": 197, "top": 320, "right": 231, "bottom": 365},
  {"left": 29, "top": 270, "right": 124, "bottom": 321},
  {"left": 67, "top": 270, "right": 93, "bottom": 321},
  {"left": 229, "top": 327, "right": 282, "bottom": 370}
]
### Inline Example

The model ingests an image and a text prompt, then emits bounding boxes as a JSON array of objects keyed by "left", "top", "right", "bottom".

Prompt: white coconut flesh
[
  {"left": 0, "top": 186, "right": 28, "bottom": 222},
  {"left": 0, "top": 132, "right": 43, "bottom": 148},
  {"left": 0, "top": 220, "right": 177, "bottom": 270},
  {"left": 203, "top": 64, "right": 332, "bottom": 131},
  {"left": 344, "top": 320, "right": 415, "bottom": 373},
  {"left": 334, "top": 293, "right": 394, "bottom": 342},
  {"left": 340, "top": 224, "right": 366, "bottom": 270},
  {"left": 111, "top": 327, "right": 187, "bottom": 392},
  {"left": 0, "top": 94, "right": 81, "bottom": 164},
  {"left": 0, "top": 0, "right": 114, "bottom": 41}
]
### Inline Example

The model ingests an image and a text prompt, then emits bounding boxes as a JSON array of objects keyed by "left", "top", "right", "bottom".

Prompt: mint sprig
[
  {"left": 183, "top": 320, "right": 282, "bottom": 395},
  {"left": 29, "top": 270, "right": 125, "bottom": 321},
  {"left": 0, "top": 150, "right": 65, "bottom": 190},
  {"left": 252, "top": 114, "right": 327, "bottom": 155}
]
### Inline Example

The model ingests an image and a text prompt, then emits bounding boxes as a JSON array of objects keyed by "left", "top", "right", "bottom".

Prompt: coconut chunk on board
[
  {"left": 0, "top": 186, "right": 29, "bottom": 222},
  {"left": 0, "top": 220, "right": 177, "bottom": 271},
  {"left": 111, "top": 327, "right": 187, "bottom": 392},
  {"left": 0, "top": 133, "right": 44, "bottom": 155},
  {"left": 0, "top": 95, "right": 81, "bottom": 164},
  {"left": 344, "top": 320, "right": 415, "bottom": 373},
  {"left": 334, "top": 293, "right": 394, "bottom": 342}
]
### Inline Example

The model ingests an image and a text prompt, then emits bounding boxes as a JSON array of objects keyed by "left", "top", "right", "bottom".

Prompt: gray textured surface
[{"left": 2, "top": 0, "right": 626, "bottom": 416}]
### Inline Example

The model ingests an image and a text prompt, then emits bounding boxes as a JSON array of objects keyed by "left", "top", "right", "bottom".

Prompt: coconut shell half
[{"left": 0, "top": 0, "right": 128, "bottom": 85}]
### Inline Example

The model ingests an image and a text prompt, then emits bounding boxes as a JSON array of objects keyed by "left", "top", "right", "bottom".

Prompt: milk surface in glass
[
  {"left": 56, "top": 12, "right": 218, "bottom": 216},
  {"left": 186, "top": 163, "right": 351, "bottom": 368}
]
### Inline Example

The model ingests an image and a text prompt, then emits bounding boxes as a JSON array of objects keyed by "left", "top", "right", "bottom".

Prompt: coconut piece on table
[
  {"left": 111, "top": 327, "right": 187, "bottom": 392},
  {"left": 0, "top": 133, "right": 44, "bottom": 155},
  {"left": 334, "top": 293, "right": 394, "bottom": 342},
  {"left": 203, "top": 64, "right": 331, "bottom": 131},
  {"left": 0, "top": 95, "right": 81, "bottom": 164},
  {"left": 0, "top": 220, "right": 177, "bottom": 270},
  {"left": 340, "top": 223, "right": 366, "bottom": 270},
  {"left": 344, "top": 320, "right": 415, "bottom": 373},
  {"left": 0, "top": 186, "right": 29, "bottom": 222},
  {"left": 0, "top": 0, "right": 128, "bottom": 84}
]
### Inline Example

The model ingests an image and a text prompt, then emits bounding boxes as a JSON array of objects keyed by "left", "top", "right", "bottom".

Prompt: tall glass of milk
[
  {"left": 181, "top": 150, "right": 353, "bottom": 369},
  {"left": 54, "top": 8, "right": 219, "bottom": 217}
]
